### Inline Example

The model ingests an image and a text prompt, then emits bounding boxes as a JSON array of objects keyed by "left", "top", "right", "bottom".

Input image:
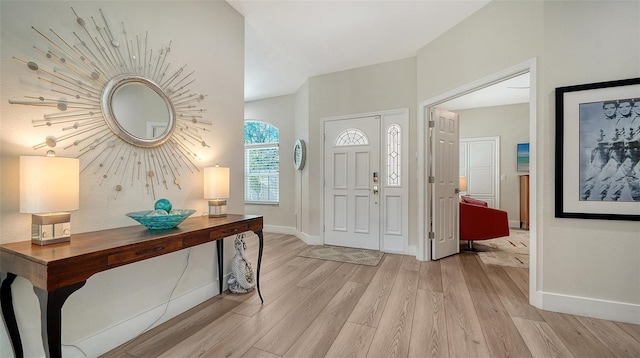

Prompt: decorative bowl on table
[{"left": 125, "top": 199, "right": 196, "bottom": 230}]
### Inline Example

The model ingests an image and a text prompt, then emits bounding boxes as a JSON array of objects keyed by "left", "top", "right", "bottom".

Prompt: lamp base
[
  {"left": 31, "top": 213, "right": 71, "bottom": 245},
  {"left": 208, "top": 200, "right": 227, "bottom": 217}
]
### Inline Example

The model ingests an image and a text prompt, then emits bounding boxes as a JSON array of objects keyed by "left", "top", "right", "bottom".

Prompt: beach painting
[{"left": 517, "top": 143, "right": 530, "bottom": 172}]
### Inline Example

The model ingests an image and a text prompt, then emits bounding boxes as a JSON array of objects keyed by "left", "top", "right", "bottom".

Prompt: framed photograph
[
  {"left": 555, "top": 77, "right": 640, "bottom": 221},
  {"left": 517, "top": 143, "right": 529, "bottom": 172}
]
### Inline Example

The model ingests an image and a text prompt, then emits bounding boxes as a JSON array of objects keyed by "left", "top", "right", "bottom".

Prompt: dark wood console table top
[{"left": 0, "top": 214, "right": 264, "bottom": 358}]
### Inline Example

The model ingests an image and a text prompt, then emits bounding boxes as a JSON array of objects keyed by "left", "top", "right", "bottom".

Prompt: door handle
[{"left": 372, "top": 185, "right": 379, "bottom": 195}]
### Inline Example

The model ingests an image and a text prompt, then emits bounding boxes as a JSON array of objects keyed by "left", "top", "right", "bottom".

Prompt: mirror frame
[{"left": 102, "top": 75, "right": 176, "bottom": 148}]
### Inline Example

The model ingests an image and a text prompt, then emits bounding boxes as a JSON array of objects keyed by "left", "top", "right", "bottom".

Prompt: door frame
[
  {"left": 417, "top": 58, "right": 540, "bottom": 308},
  {"left": 321, "top": 108, "right": 409, "bottom": 254}
]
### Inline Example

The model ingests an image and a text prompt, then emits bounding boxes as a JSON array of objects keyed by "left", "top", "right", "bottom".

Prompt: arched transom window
[{"left": 335, "top": 128, "right": 369, "bottom": 146}]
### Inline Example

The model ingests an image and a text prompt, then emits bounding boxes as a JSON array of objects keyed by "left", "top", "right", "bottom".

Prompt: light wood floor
[{"left": 102, "top": 233, "right": 640, "bottom": 358}]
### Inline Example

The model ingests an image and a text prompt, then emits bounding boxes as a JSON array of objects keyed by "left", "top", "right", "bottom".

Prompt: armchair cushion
[
  {"left": 460, "top": 202, "right": 509, "bottom": 241},
  {"left": 461, "top": 196, "right": 488, "bottom": 207}
]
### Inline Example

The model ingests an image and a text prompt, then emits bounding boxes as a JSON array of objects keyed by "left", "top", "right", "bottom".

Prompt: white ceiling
[{"left": 228, "top": 0, "right": 491, "bottom": 102}]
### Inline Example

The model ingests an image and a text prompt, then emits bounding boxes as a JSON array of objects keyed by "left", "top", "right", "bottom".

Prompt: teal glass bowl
[{"left": 125, "top": 209, "right": 196, "bottom": 230}]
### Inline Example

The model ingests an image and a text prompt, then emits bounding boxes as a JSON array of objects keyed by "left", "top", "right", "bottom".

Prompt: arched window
[{"left": 244, "top": 121, "right": 279, "bottom": 203}]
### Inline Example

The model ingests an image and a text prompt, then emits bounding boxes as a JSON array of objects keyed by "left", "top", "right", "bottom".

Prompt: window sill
[{"left": 245, "top": 201, "right": 279, "bottom": 206}]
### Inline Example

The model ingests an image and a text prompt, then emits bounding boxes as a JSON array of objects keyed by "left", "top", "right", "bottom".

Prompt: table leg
[
  {"left": 33, "top": 281, "right": 86, "bottom": 358},
  {"left": 255, "top": 229, "right": 264, "bottom": 304},
  {"left": 216, "top": 239, "right": 224, "bottom": 294},
  {"left": 1, "top": 273, "right": 23, "bottom": 358}
]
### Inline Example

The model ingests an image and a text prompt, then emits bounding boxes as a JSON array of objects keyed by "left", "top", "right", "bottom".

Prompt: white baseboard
[
  {"left": 540, "top": 291, "right": 640, "bottom": 325},
  {"left": 64, "top": 282, "right": 218, "bottom": 357},
  {"left": 262, "top": 225, "right": 321, "bottom": 245},
  {"left": 296, "top": 231, "right": 322, "bottom": 245},
  {"left": 508, "top": 220, "right": 521, "bottom": 228},
  {"left": 263, "top": 225, "right": 298, "bottom": 235}
]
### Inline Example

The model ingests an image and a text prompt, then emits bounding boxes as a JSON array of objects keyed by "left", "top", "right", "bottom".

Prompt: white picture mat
[{"left": 561, "top": 83, "right": 640, "bottom": 215}]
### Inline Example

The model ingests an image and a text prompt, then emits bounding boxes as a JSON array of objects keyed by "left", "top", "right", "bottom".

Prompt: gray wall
[
  {"left": 457, "top": 103, "right": 530, "bottom": 223},
  {"left": 0, "top": 1, "right": 244, "bottom": 356},
  {"left": 244, "top": 95, "right": 296, "bottom": 229},
  {"left": 307, "top": 57, "right": 417, "bottom": 242}
]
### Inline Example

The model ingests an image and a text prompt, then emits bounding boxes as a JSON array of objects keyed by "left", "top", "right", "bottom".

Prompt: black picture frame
[{"left": 555, "top": 77, "right": 640, "bottom": 221}]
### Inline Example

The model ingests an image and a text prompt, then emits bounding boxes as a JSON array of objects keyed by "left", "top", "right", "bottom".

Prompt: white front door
[
  {"left": 430, "top": 108, "right": 460, "bottom": 260},
  {"left": 324, "top": 116, "right": 380, "bottom": 250}
]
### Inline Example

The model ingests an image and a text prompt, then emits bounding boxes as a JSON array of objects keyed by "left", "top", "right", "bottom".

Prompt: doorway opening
[{"left": 417, "top": 59, "right": 539, "bottom": 306}]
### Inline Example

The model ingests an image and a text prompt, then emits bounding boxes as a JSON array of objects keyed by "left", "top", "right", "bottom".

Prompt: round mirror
[{"left": 102, "top": 75, "right": 175, "bottom": 148}]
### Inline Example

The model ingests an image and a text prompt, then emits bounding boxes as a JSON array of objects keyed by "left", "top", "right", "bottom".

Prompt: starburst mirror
[{"left": 9, "top": 8, "right": 211, "bottom": 199}]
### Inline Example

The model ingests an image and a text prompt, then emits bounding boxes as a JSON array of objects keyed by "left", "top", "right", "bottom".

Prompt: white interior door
[
  {"left": 430, "top": 108, "right": 460, "bottom": 260},
  {"left": 460, "top": 137, "right": 500, "bottom": 208},
  {"left": 324, "top": 116, "right": 380, "bottom": 250}
]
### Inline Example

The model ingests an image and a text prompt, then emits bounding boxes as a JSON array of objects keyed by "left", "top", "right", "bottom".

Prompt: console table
[{"left": 0, "top": 214, "right": 263, "bottom": 358}]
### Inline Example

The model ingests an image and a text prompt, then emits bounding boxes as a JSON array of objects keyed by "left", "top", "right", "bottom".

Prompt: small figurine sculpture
[{"left": 228, "top": 234, "right": 256, "bottom": 294}]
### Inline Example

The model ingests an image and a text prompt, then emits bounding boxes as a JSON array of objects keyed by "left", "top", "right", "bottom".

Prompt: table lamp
[
  {"left": 204, "top": 165, "right": 230, "bottom": 217},
  {"left": 459, "top": 176, "right": 468, "bottom": 196},
  {"left": 20, "top": 154, "right": 80, "bottom": 245}
]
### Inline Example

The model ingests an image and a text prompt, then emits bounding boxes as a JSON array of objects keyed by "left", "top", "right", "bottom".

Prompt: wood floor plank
[
  {"left": 350, "top": 263, "right": 379, "bottom": 284},
  {"left": 512, "top": 317, "right": 574, "bottom": 358},
  {"left": 482, "top": 264, "right": 544, "bottom": 321},
  {"left": 229, "top": 259, "right": 324, "bottom": 316},
  {"left": 469, "top": 290, "right": 532, "bottom": 358},
  {"left": 155, "top": 311, "right": 250, "bottom": 358},
  {"left": 253, "top": 263, "right": 360, "bottom": 356},
  {"left": 325, "top": 322, "right": 376, "bottom": 358},
  {"left": 297, "top": 259, "right": 342, "bottom": 289},
  {"left": 256, "top": 241, "right": 308, "bottom": 274},
  {"left": 408, "top": 289, "right": 448, "bottom": 358},
  {"left": 440, "top": 255, "right": 492, "bottom": 358},
  {"left": 348, "top": 254, "right": 402, "bottom": 327},
  {"left": 240, "top": 348, "right": 281, "bottom": 358},
  {"left": 283, "top": 281, "right": 367, "bottom": 358},
  {"left": 502, "top": 266, "right": 529, "bottom": 299},
  {"left": 459, "top": 253, "right": 496, "bottom": 293},
  {"left": 418, "top": 259, "right": 443, "bottom": 293},
  {"left": 616, "top": 321, "right": 640, "bottom": 343},
  {"left": 366, "top": 268, "right": 419, "bottom": 358},
  {"left": 575, "top": 315, "right": 640, "bottom": 358},
  {"left": 101, "top": 294, "right": 241, "bottom": 358},
  {"left": 400, "top": 254, "right": 420, "bottom": 271},
  {"left": 539, "top": 310, "right": 616, "bottom": 357},
  {"left": 201, "top": 285, "right": 314, "bottom": 358}
]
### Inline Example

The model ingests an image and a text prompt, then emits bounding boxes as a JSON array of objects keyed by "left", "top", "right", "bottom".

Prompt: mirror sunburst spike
[{"left": 10, "top": 8, "right": 211, "bottom": 199}]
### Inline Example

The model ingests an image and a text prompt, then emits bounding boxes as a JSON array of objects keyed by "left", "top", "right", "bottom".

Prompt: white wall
[
  {"left": 457, "top": 103, "right": 530, "bottom": 223},
  {"left": 417, "top": 0, "right": 640, "bottom": 320},
  {"left": 244, "top": 95, "right": 296, "bottom": 229},
  {"left": 0, "top": 1, "right": 244, "bottom": 357}
]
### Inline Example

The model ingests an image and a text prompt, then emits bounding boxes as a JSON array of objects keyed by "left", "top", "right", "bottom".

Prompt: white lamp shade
[
  {"left": 204, "top": 166, "right": 230, "bottom": 199},
  {"left": 459, "top": 176, "right": 468, "bottom": 192},
  {"left": 20, "top": 156, "right": 80, "bottom": 213}
]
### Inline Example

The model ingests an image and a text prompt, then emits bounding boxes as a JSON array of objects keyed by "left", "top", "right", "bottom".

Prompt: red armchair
[{"left": 459, "top": 196, "right": 509, "bottom": 251}]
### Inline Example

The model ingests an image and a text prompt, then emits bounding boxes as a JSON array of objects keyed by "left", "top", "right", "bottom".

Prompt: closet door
[{"left": 460, "top": 137, "right": 500, "bottom": 208}]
